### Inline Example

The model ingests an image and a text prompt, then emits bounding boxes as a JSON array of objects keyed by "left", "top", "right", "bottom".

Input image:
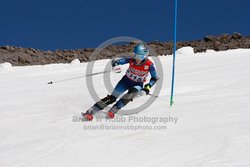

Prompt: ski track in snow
[{"left": 0, "top": 48, "right": 250, "bottom": 167}]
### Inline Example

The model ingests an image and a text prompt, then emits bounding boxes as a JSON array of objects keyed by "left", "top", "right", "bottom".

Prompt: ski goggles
[{"left": 134, "top": 53, "right": 148, "bottom": 61}]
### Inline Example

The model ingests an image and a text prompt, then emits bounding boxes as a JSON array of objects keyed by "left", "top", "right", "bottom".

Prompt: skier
[{"left": 82, "top": 43, "right": 158, "bottom": 121}]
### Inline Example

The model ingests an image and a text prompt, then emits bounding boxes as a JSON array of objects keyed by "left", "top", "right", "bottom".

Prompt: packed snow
[{"left": 0, "top": 48, "right": 250, "bottom": 167}]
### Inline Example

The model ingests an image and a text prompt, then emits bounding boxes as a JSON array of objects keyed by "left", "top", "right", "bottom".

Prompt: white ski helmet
[{"left": 133, "top": 44, "right": 149, "bottom": 61}]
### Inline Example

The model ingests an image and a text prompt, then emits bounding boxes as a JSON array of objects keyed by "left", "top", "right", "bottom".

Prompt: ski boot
[
  {"left": 82, "top": 94, "right": 117, "bottom": 121},
  {"left": 81, "top": 106, "right": 99, "bottom": 121},
  {"left": 83, "top": 113, "right": 93, "bottom": 121},
  {"left": 107, "top": 105, "right": 120, "bottom": 119}
]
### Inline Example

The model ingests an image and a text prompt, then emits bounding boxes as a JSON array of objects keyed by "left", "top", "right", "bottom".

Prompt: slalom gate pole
[
  {"left": 47, "top": 70, "right": 111, "bottom": 84},
  {"left": 170, "top": 0, "right": 178, "bottom": 106}
]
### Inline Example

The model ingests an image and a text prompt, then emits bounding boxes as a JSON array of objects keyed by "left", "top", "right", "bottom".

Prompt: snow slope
[{"left": 0, "top": 48, "right": 250, "bottom": 167}]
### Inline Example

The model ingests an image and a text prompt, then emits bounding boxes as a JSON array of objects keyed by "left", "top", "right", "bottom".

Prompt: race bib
[{"left": 126, "top": 68, "right": 148, "bottom": 82}]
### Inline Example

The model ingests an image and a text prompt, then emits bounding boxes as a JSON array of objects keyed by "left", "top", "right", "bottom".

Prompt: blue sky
[{"left": 0, "top": 0, "right": 249, "bottom": 50}]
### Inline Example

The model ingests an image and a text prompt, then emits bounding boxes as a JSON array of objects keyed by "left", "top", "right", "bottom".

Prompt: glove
[
  {"left": 111, "top": 59, "right": 119, "bottom": 67},
  {"left": 142, "top": 83, "right": 151, "bottom": 95},
  {"left": 111, "top": 59, "right": 121, "bottom": 73}
]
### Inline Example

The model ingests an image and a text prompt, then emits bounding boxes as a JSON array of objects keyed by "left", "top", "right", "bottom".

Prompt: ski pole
[
  {"left": 149, "top": 93, "right": 158, "bottom": 98},
  {"left": 47, "top": 70, "right": 111, "bottom": 84}
]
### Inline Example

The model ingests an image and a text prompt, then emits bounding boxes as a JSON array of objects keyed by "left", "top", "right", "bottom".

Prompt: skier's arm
[
  {"left": 148, "top": 64, "right": 158, "bottom": 87},
  {"left": 111, "top": 57, "right": 131, "bottom": 67},
  {"left": 143, "top": 64, "right": 158, "bottom": 95}
]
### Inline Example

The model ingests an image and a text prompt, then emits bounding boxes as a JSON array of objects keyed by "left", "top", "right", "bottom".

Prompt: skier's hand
[
  {"left": 111, "top": 59, "right": 119, "bottom": 67},
  {"left": 111, "top": 59, "right": 122, "bottom": 73},
  {"left": 142, "top": 83, "right": 151, "bottom": 95}
]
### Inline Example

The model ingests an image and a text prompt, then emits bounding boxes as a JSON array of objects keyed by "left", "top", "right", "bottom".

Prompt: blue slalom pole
[{"left": 170, "top": 0, "right": 178, "bottom": 106}]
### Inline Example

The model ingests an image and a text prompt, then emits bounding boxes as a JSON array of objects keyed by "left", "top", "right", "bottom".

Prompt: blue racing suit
[{"left": 111, "top": 57, "right": 158, "bottom": 109}]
